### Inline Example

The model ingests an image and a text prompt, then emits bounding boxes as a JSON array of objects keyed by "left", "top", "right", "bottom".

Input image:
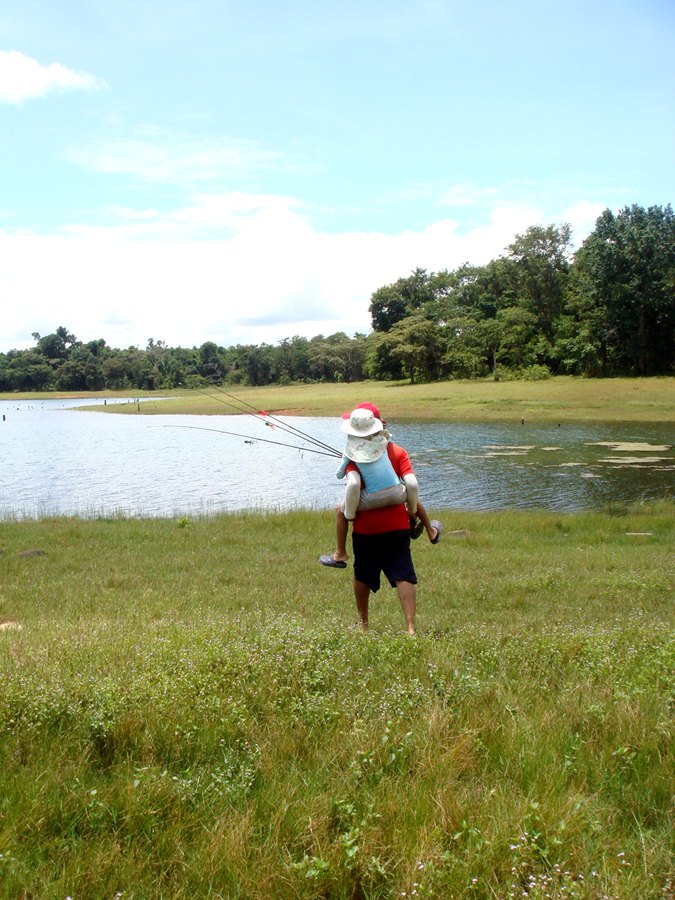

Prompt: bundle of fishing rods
[{"left": 156, "top": 384, "right": 343, "bottom": 459}]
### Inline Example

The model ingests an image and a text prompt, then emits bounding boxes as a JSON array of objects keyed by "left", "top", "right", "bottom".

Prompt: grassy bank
[
  {"left": 1, "top": 504, "right": 673, "bottom": 897},
  {"left": 5, "top": 375, "right": 675, "bottom": 422}
]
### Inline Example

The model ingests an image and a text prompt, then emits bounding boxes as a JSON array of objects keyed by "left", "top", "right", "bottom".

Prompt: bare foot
[
  {"left": 319, "top": 552, "right": 349, "bottom": 568},
  {"left": 428, "top": 520, "right": 443, "bottom": 544}
]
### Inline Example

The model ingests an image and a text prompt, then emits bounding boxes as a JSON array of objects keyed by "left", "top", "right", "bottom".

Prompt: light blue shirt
[{"left": 336, "top": 451, "right": 402, "bottom": 493}]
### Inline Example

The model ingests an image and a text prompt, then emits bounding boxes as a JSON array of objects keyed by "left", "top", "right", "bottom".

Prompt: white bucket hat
[
  {"left": 340, "top": 408, "right": 388, "bottom": 463},
  {"left": 340, "top": 407, "right": 384, "bottom": 437}
]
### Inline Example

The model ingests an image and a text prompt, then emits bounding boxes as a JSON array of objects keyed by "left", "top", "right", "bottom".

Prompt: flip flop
[
  {"left": 430, "top": 520, "right": 443, "bottom": 544},
  {"left": 319, "top": 554, "right": 348, "bottom": 569},
  {"left": 409, "top": 518, "right": 424, "bottom": 539}
]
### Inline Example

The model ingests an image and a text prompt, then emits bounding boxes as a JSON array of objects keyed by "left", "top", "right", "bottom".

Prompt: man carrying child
[{"left": 320, "top": 403, "right": 441, "bottom": 635}]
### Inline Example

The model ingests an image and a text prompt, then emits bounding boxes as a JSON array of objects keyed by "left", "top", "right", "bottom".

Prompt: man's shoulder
[
  {"left": 387, "top": 442, "right": 407, "bottom": 458},
  {"left": 387, "top": 442, "right": 413, "bottom": 471}
]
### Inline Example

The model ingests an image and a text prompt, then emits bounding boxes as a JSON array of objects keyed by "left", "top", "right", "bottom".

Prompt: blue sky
[{"left": 1, "top": 0, "right": 673, "bottom": 352}]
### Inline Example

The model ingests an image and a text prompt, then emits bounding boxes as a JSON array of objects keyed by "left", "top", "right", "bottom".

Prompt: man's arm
[{"left": 389, "top": 443, "right": 418, "bottom": 516}]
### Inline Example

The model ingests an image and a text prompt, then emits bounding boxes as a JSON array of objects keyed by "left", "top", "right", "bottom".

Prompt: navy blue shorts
[{"left": 352, "top": 530, "right": 417, "bottom": 593}]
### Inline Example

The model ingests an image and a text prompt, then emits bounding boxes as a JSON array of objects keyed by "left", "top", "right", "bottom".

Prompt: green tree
[
  {"left": 342, "top": 332, "right": 368, "bottom": 382},
  {"left": 55, "top": 360, "right": 87, "bottom": 390},
  {"left": 197, "top": 341, "right": 225, "bottom": 383},
  {"left": 102, "top": 353, "right": 129, "bottom": 389},
  {"left": 367, "top": 315, "right": 442, "bottom": 384},
  {"left": 551, "top": 314, "right": 603, "bottom": 376},
  {"left": 123, "top": 348, "right": 155, "bottom": 390},
  {"left": 165, "top": 346, "right": 200, "bottom": 388},
  {"left": 440, "top": 313, "right": 497, "bottom": 380},
  {"left": 244, "top": 344, "right": 275, "bottom": 386},
  {"left": 369, "top": 268, "right": 451, "bottom": 332},
  {"left": 284, "top": 336, "right": 311, "bottom": 382},
  {"left": 274, "top": 337, "right": 310, "bottom": 384},
  {"left": 507, "top": 224, "right": 572, "bottom": 345},
  {"left": 496, "top": 307, "right": 541, "bottom": 371},
  {"left": 33, "top": 326, "right": 79, "bottom": 360},
  {"left": 431, "top": 259, "right": 515, "bottom": 324},
  {"left": 306, "top": 333, "right": 367, "bottom": 383},
  {"left": 6, "top": 352, "right": 54, "bottom": 390},
  {"left": 0, "top": 353, "right": 11, "bottom": 391},
  {"left": 568, "top": 204, "right": 675, "bottom": 375}
]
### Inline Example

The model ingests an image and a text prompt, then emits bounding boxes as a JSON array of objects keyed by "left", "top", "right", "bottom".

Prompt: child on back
[{"left": 319, "top": 404, "right": 441, "bottom": 568}]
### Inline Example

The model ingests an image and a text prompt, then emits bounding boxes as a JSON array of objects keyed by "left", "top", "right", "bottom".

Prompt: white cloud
[
  {"left": 438, "top": 182, "right": 609, "bottom": 243},
  {"left": 559, "top": 201, "right": 605, "bottom": 248},
  {"left": 0, "top": 50, "right": 107, "bottom": 104},
  {"left": 439, "top": 183, "right": 499, "bottom": 207},
  {"left": 65, "top": 128, "right": 285, "bottom": 184},
  {"left": 0, "top": 194, "right": 597, "bottom": 353}
]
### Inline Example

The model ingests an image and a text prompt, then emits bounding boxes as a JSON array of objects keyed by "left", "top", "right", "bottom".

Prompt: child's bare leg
[
  {"left": 413, "top": 501, "right": 439, "bottom": 542},
  {"left": 331, "top": 470, "right": 361, "bottom": 561},
  {"left": 332, "top": 506, "right": 350, "bottom": 563}
]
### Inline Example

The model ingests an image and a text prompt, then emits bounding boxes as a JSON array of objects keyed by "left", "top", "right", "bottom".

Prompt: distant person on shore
[
  {"left": 320, "top": 403, "right": 441, "bottom": 569},
  {"left": 320, "top": 403, "right": 441, "bottom": 635}
]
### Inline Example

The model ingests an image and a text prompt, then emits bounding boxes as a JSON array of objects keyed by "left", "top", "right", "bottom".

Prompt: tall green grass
[
  {"left": 1, "top": 504, "right": 673, "bottom": 897},
  {"left": 63, "top": 375, "right": 675, "bottom": 423}
]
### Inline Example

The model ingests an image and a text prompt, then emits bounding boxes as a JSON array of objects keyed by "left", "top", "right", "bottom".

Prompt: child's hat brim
[{"left": 343, "top": 433, "right": 387, "bottom": 463}]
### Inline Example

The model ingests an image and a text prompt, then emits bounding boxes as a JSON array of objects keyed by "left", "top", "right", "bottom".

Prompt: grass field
[
  {"left": 6, "top": 375, "right": 675, "bottom": 423},
  {"left": 1, "top": 503, "right": 673, "bottom": 898}
]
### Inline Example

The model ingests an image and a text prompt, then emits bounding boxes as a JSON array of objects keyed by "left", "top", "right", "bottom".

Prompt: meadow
[
  {"left": 27, "top": 375, "right": 675, "bottom": 423},
  {"left": 1, "top": 502, "right": 673, "bottom": 898}
]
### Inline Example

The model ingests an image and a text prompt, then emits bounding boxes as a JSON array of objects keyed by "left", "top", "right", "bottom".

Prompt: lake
[{"left": 0, "top": 398, "right": 673, "bottom": 519}]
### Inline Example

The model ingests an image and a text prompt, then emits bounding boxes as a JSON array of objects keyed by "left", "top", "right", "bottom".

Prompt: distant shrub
[{"left": 520, "top": 364, "right": 552, "bottom": 381}]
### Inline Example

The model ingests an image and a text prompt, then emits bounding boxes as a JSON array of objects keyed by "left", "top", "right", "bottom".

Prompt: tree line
[{"left": 1, "top": 203, "right": 672, "bottom": 392}]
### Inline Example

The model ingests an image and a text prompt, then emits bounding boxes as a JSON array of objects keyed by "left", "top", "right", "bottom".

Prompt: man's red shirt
[{"left": 346, "top": 443, "right": 414, "bottom": 535}]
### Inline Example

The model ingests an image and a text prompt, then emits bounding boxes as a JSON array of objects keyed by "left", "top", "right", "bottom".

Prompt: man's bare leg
[
  {"left": 395, "top": 580, "right": 417, "bottom": 635},
  {"left": 353, "top": 579, "right": 370, "bottom": 632}
]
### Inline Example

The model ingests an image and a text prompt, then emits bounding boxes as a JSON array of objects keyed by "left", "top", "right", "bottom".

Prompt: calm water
[{"left": 0, "top": 398, "right": 673, "bottom": 518}]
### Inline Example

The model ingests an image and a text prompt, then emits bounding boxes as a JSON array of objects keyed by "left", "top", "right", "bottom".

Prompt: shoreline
[{"left": 2, "top": 376, "right": 674, "bottom": 423}]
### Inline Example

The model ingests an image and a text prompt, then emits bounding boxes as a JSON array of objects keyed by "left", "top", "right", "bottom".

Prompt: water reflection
[
  {"left": 401, "top": 421, "right": 674, "bottom": 512},
  {"left": 0, "top": 399, "right": 672, "bottom": 518}
]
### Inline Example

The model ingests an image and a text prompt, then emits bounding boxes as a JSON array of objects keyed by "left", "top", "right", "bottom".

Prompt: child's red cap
[{"left": 341, "top": 401, "right": 382, "bottom": 420}]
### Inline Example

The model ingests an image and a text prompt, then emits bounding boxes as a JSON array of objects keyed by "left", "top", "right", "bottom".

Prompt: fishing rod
[
  {"left": 151, "top": 424, "right": 341, "bottom": 457},
  {"left": 181, "top": 383, "right": 341, "bottom": 456},
  {"left": 207, "top": 383, "right": 341, "bottom": 455}
]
